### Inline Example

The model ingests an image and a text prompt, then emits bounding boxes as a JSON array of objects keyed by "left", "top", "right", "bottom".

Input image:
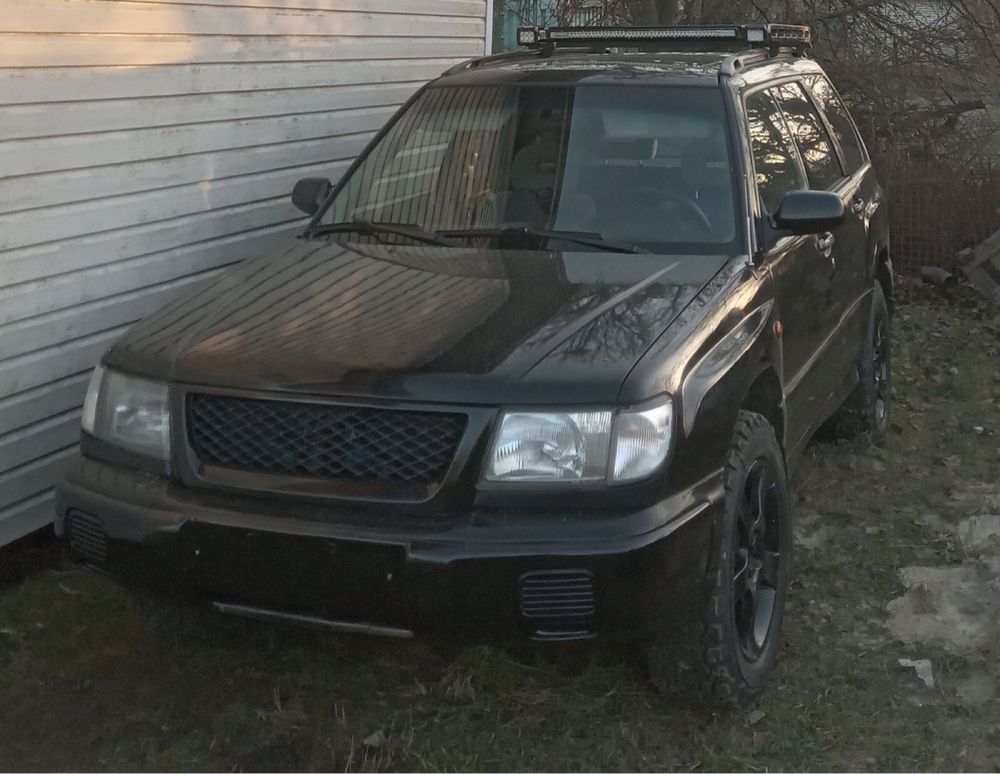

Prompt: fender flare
[{"left": 679, "top": 299, "right": 779, "bottom": 438}]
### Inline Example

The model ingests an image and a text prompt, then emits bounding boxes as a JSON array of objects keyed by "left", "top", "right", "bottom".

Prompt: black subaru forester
[{"left": 57, "top": 24, "right": 892, "bottom": 703}]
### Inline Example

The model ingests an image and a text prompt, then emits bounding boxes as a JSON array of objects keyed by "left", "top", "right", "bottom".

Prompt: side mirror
[
  {"left": 774, "top": 190, "right": 845, "bottom": 234},
  {"left": 291, "top": 177, "right": 332, "bottom": 216}
]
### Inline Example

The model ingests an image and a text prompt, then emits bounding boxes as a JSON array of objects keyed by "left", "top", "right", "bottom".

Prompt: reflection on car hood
[{"left": 107, "top": 239, "right": 732, "bottom": 404}]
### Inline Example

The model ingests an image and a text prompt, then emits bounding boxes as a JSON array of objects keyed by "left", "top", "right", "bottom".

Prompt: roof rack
[{"left": 516, "top": 23, "right": 811, "bottom": 54}]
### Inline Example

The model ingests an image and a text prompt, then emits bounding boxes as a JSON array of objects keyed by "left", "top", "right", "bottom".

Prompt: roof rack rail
[
  {"left": 516, "top": 23, "right": 811, "bottom": 54},
  {"left": 442, "top": 48, "right": 542, "bottom": 76},
  {"left": 718, "top": 45, "right": 807, "bottom": 75}
]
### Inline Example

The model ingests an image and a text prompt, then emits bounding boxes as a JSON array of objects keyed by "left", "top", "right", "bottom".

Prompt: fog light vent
[
  {"left": 67, "top": 510, "right": 108, "bottom": 566},
  {"left": 518, "top": 569, "right": 596, "bottom": 641}
]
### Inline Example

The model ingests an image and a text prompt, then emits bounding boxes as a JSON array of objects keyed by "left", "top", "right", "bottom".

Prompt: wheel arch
[
  {"left": 740, "top": 367, "right": 786, "bottom": 457},
  {"left": 674, "top": 332, "right": 787, "bottom": 491}
]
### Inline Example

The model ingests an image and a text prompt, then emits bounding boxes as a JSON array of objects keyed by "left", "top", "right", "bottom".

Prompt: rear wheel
[
  {"left": 645, "top": 411, "right": 791, "bottom": 705},
  {"left": 829, "top": 282, "right": 892, "bottom": 443}
]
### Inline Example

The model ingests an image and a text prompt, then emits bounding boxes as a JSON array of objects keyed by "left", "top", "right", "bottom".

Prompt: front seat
[{"left": 502, "top": 140, "right": 560, "bottom": 225}]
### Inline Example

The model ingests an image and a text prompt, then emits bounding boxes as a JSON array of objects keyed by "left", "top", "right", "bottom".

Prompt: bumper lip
[
  {"left": 211, "top": 601, "right": 415, "bottom": 639},
  {"left": 56, "top": 454, "right": 724, "bottom": 562}
]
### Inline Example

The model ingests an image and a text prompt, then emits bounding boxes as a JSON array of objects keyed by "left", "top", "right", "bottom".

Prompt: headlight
[
  {"left": 610, "top": 400, "right": 673, "bottom": 483},
  {"left": 484, "top": 397, "right": 673, "bottom": 484},
  {"left": 81, "top": 365, "right": 171, "bottom": 460},
  {"left": 486, "top": 410, "right": 614, "bottom": 482}
]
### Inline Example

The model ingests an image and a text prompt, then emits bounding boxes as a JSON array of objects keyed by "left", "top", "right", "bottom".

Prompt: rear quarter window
[
  {"left": 769, "top": 82, "right": 845, "bottom": 191},
  {"left": 804, "top": 74, "right": 867, "bottom": 175}
]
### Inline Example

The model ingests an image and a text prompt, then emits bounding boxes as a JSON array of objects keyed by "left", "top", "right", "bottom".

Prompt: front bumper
[{"left": 55, "top": 455, "right": 724, "bottom": 642}]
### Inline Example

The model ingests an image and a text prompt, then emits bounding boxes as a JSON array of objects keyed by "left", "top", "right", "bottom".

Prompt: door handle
[
  {"left": 816, "top": 231, "right": 835, "bottom": 258},
  {"left": 851, "top": 196, "right": 865, "bottom": 215}
]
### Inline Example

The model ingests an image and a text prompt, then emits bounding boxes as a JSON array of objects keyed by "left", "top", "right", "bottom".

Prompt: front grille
[
  {"left": 66, "top": 510, "right": 108, "bottom": 566},
  {"left": 519, "top": 570, "right": 596, "bottom": 641},
  {"left": 187, "top": 394, "right": 466, "bottom": 485}
]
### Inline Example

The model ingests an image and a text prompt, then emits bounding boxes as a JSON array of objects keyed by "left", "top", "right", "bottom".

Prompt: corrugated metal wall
[{"left": 0, "top": 0, "right": 488, "bottom": 545}]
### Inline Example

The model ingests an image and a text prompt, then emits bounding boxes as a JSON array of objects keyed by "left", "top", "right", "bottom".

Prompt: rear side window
[
  {"left": 769, "top": 82, "right": 844, "bottom": 191},
  {"left": 744, "top": 90, "right": 806, "bottom": 215},
  {"left": 805, "top": 74, "right": 867, "bottom": 174}
]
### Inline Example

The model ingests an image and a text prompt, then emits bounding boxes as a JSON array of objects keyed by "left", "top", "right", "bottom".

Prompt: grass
[{"left": 1, "top": 280, "right": 999, "bottom": 771}]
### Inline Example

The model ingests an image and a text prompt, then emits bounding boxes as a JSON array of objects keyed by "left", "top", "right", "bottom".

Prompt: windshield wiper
[
  {"left": 437, "top": 224, "right": 644, "bottom": 254},
  {"left": 303, "top": 220, "right": 451, "bottom": 247}
]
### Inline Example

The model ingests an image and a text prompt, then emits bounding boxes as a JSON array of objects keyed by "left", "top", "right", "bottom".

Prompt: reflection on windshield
[{"left": 320, "top": 84, "right": 740, "bottom": 254}]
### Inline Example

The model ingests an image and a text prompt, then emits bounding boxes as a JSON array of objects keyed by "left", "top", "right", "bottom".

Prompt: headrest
[{"left": 601, "top": 137, "right": 658, "bottom": 161}]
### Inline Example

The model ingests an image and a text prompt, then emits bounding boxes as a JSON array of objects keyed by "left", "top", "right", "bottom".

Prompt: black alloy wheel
[
  {"left": 732, "top": 458, "right": 784, "bottom": 666},
  {"left": 644, "top": 410, "right": 791, "bottom": 705}
]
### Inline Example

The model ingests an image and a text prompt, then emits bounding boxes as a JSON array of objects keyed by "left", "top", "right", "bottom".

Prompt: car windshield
[{"left": 316, "top": 84, "right": 740, "bottom": 254}]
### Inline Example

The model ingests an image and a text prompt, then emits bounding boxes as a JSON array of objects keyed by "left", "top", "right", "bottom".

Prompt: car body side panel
[
  {"left": 733, "top": 75, "right": 841, "bottom": 454},
  {"left": 729, "top": 58, "right": 887, "bottom": 457}
]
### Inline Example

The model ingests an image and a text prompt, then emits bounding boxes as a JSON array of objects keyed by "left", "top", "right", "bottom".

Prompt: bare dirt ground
[{"left": 1, "top": 280, "right": 998, "bottom": 771}]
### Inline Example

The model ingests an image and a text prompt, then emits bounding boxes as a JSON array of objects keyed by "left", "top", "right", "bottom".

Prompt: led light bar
[
  {"left": 516, "top": 23, "right": 811, "bottom": 50},
  {"left": 767, "top": 23, "right": 812, "bottom": 43},
  {"left": 547, "top": 25, "right": 740, "bottom": 41},
  {"left": 517, "top": 26, "right": 538, "bottom": 46}
]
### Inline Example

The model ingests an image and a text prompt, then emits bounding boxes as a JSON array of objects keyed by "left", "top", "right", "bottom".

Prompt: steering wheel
[{"left": 602, "top": 189, "right": 714, "bottom": 236}]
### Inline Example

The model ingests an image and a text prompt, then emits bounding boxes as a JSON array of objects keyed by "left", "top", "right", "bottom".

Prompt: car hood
[{"left": 107, "top": 239, "right": 730, "bottom": 405}]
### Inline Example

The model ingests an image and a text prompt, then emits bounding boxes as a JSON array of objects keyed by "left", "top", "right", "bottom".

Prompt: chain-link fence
[{"left": 881, "top": 156, "right": 1000, "bottom": 274}]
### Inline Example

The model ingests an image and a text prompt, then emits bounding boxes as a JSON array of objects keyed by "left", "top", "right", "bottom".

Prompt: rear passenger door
[
  {"left": 803, "top": 72, "right": 878, "bottom": 312},
  {"left": 770, "top": 80, "right": 869, "bottom": 378}
]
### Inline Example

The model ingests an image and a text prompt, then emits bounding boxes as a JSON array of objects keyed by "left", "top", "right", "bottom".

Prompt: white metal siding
[{"left": 0, "top": 0, "right": 487, "bottom": 545}]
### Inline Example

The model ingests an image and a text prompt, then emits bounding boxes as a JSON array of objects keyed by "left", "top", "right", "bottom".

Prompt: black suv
[{"left": 57, "top": 24, "right": 891, "bottom": 702}]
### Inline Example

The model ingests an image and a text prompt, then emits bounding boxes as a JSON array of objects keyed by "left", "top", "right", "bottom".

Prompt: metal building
[{"left": 0, "top": 0, "right": 492, "bottom": 545}]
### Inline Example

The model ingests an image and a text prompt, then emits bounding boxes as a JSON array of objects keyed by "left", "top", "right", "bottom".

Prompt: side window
[
  {"left": 770, "top": 82, "right": 845, "bottom": 191},
  {"left": 744, "top": 90, "right": 806, "bottom": 215},
  {"left": 804, "top": 74, "right": 867, "bottom": 174}
]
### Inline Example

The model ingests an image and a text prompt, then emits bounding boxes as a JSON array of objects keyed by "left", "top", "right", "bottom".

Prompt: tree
[{"left": 499, "top": 0, "right": 1000, "bottom": 266}]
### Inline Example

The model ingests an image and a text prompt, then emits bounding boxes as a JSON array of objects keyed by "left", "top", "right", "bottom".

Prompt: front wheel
[{"left": 644, "top": 411, "right": 791, "bottom": 705}]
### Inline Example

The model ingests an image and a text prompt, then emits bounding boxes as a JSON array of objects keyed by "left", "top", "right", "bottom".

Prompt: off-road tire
[
  {"left": 828, "top": 282, "right": 892, "bottom": 444},
  {"left": 644, "top": 410, "right": 791, "bottom": 705}
]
